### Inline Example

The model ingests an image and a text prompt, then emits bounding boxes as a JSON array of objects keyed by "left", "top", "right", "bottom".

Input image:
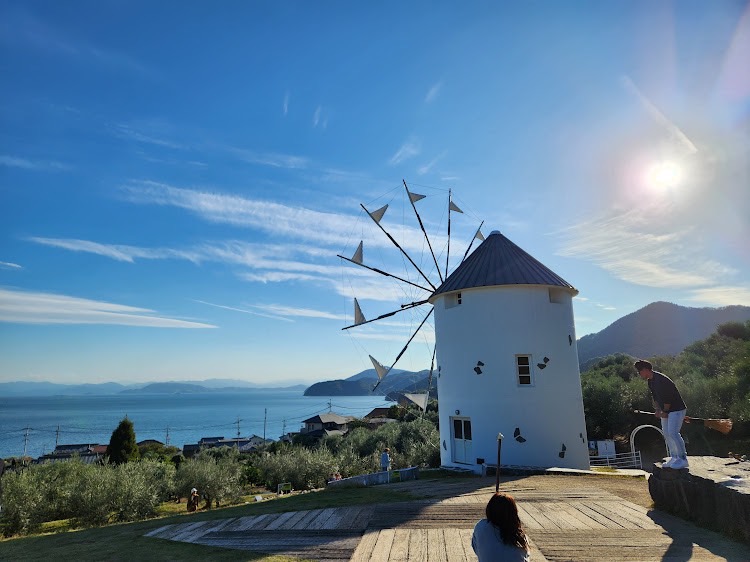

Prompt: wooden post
[{"left": 496, "top": 432, "right": 504, "bottom": 492}]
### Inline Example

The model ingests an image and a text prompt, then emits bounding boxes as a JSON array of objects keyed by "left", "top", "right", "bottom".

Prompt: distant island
[{"left": 0, "top": 379, "right": 307, "bottom": 397}]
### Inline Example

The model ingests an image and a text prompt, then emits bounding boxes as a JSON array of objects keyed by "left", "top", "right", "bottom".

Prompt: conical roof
[{"left": 431, "top": 230, "right": 577, "bottom": 298}]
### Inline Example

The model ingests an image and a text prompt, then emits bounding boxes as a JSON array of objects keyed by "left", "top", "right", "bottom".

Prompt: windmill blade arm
[
  {"left": 460, "top": 221, "right": 485, "bottom": 264},
  {"left": 337, "top": 255, "right": 433, "bottom": 293},
  {"left": 341, "top": 300, "right": 429, "bottom": 330},
  {"left": 361, "top": 204, "right": 437, "bottom": 291},
  {"left": 371, "top": 308, "right": 435, "bottom": 392},
  {"left": 403, "top": 179, "right": 444, "bottom": 283}
]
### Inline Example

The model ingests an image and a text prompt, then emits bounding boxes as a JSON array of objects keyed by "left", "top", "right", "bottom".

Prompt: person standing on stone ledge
[{"left": 635, "top": 359, "right": 689, "bottom": 470}]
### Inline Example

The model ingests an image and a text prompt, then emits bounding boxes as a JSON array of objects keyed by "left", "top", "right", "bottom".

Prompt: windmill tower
[{"left": 429, "top": 230, "right": 589, "bottom": 472}]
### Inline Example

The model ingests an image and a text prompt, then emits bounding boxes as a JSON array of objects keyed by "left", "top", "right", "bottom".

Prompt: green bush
[
  {"left": 255, "top": 446, "right": 337, "bottom": 490},
  {"left": 174, "top": 449, "right": 242, "bottom": 509},
  {"left": 1, "top": 467, "right": 45, "bottom": 536}
]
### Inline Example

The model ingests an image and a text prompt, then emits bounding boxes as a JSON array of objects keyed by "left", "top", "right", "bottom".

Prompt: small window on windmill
[
  {"left": 516, "top": 355, "right": 533, "bottom": 386},
  {"left": 548, "top": 288, "right": 565, "bottom": 304},
  {"left": 445, "top": 291, "right": 462, "bottom": 309}
]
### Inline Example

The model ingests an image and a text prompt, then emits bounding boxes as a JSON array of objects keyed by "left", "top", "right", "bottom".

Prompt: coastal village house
[
  {"left": 299, "top": 413, "right": 354, "bottom": 440},
  {"left": 429, "top": 230, "right": 590, "bottom": 473},
  {"left": 182, "top": 434, "right": 273, "bottom": 457}
]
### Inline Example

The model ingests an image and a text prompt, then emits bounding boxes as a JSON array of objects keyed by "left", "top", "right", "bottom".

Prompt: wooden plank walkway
[{"left": 145, "top": 478, "right": 750, "bottom": 561}]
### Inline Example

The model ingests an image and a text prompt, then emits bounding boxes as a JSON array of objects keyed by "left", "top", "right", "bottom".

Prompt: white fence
[{"left": 589, "top": 450, "right": 642, "bottom": 470}]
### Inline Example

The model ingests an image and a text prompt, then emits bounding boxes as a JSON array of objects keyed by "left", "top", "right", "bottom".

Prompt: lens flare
[{"left": 647, "top": 161, "right": 682, "bottom": 188}]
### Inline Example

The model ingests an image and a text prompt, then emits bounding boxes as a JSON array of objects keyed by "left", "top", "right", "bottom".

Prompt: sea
[{"left": 0, "top": 390, "right": 391, "bottom": 459}]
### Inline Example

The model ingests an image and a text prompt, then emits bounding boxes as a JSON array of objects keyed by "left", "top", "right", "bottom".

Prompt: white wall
[{"left": 432, "top": 285, "right": 589, "bottom": 472}]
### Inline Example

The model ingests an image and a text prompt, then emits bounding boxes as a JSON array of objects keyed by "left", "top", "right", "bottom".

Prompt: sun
[{"left": 646, "top": 160, "right": 682, "bottom": 189}]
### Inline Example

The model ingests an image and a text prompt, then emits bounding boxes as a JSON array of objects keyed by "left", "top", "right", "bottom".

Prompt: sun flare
[{"left": 647, "top": 160, "right": 682, "bottom": 189}]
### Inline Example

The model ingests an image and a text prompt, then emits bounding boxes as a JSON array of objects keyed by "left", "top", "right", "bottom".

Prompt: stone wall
[
  {"left": 648, "top": 456, "right": 750, "bottom": 544},
  {"left": 327, "top": 466, "right": 419, "bottom": 488}
]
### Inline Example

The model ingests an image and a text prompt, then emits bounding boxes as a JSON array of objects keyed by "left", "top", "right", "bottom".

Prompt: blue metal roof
[{"left": 431, "top": 231, "right": 577, "bottom": 297}]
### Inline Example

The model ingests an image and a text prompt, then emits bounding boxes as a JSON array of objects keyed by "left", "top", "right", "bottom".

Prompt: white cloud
[
  {"left": 557, "top": 208, "right": 731, "bottom": 289},
  {"left": 418, "top": 152, "right": 446, "bottom": 175},
  {"left": 283, "top": 92, "right": 290, "bottom": 116},
  {"left": 0, "top": 11, "right": 150, "bottom": 76},
  {"left": 313, "top": 105, "right": 321, "bottom": 127},
  {"left": 193, "top": 299, "right": 293, "bottom": 322},
  {"left": 620, "top": 76, "right": 698, "bottom": 156},
  {"left": 0, "top": 261, "right": 22, "bottom": 270},
  {"left": 250, "top": 303, "right": 345, "bottom": 321},
  {"left": 0, "top": 288, "right": 215, "bottom": 328},
  {"left": 113, "top": 124, "right": 186, "bottom": 150},
  {"left": 231, "top": 148, "right": 309, "bottom": 169},
  {"left": 29, "top": 237, "right": 202, "bottom": 263},
  {"left": 0, "top": 155, "right": 70, "bottom": 171},
  {"left": 389, "top": 138, "right": 421, "bottom": 165},
  {"left": 425, "top": 81, "right": 443, "bottom": 103},
  {"left": 685, "top": 286, "right": 750, "bottom": 306}
]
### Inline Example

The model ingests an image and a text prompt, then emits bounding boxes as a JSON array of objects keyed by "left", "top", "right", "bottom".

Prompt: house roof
[
  {"left": 431, "top": 230, "right": 577, "bottom": 298},
  {"left": 364, "top": 407, "right": 392, "bottom": 419},
  {"left": 302, "top": 413, "right": 354, "bottom": 425}
]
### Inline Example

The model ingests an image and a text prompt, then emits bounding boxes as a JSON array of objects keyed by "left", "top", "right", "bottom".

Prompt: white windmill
[{"left": 339, "top": 182, "right": 589, "bottom": 472}]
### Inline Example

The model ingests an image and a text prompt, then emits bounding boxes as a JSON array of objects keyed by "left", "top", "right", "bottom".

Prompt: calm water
[{"left": 0, "top": 391, "right": 390, "bottom": 458}]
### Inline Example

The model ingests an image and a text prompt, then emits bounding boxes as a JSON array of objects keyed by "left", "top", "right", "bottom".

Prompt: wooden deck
[{"left": 145, "top": 477, "right": 750, "bottom": 561}]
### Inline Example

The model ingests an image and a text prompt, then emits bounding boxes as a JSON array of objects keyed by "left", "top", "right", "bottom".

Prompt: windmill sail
[
  {"left": 475, "top": 229, "right": 485, "bottom": 241},
  {"left": 351, "top": 241, "right": 363, "bottom": 264},
  {"left": 449, "top": 201, "right": 463, "bottom": 213},
  {"left": 369, "top": 355, "right": 389, "bottom": 381},
  {"left": 369, "top": 204, "right": 388, "bottom": 224},
  {"left": 408, "top": 189, "right": 426, "bottom": 203},
  {"left": 404, "top": 393, "right": 429, "bottom": 411},
  {"left": 354, "top": 298, "right": 366, "bottom": 325}
]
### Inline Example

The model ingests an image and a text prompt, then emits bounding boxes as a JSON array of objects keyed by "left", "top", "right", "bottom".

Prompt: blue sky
[{"left": 1, "top": 1, "right": 748, "bottom": 385}]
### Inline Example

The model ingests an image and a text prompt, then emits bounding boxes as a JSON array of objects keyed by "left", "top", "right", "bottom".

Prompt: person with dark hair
[
  {"left": 634, "top": 359, "right": 688, "bottom": 469},
  {"left": 472, "top": 492, "right": 530, "bottom": 561}
]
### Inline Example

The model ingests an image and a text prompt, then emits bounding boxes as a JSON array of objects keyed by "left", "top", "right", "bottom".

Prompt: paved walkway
[{"left": 145, "top": 476, "right": 750, "bottom": 561}]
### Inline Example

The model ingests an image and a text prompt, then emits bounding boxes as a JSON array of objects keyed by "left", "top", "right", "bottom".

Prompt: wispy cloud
[
  {"left": 0, "top": 261, "right": 22, "bottom": 270},
  {"left": 230, "top": 148, "right": 309, "bottom": 169},
  {"left": 556, "top": 204, "right": 749, "bottom": 310},
  {"left": 417, "top": 152, "right": 446, "bottom": 175},
  {"left": 0, "top": 9, "right": 150, "bottom": 76},
  {"left": 0, "top": 288, "right": 215, "bottom": 328},
  {"left": 425, "top": 81, "right": 443, "bottom": 103},
  {"left": 250, "top": 303, "right": 344, "bottom": 321},
  {"left": 283, "top": 92, "right": 290, "bottom": 116},
  {"left": 557, "top": 209, "right": 726, "bottom": 289},
  {"left": 620, "top": 76, "right": 698, "bottom": 156},
  {"left": 194, "top": 299, "right": 292, "bottom": 322},
  {"left": 0, "top": 155, "right": 70, "bottom": 171},
  {"left": 313, "top": 106, "right": 322, "bottom": 127},
  {"left": 685, "top": 285, "right": 750, "bottom": 306},
  {"left": 29, "top": 237, "right": 202, "bottom": 263},
  {"left": 389, "top": 137, "right": 421, "bottom": 165},
  {"left": 113, "top": 124, "right": 186, "bottom": 150}
]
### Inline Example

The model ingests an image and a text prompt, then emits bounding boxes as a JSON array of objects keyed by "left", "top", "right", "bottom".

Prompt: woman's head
[{"left": 486, "top": 492, "right": 528, "bottom": 549}]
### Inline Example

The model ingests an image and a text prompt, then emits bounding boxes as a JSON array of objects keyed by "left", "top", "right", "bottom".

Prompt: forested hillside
[{"left": 577, "top": 302, "right": 750, "bottom": 369}]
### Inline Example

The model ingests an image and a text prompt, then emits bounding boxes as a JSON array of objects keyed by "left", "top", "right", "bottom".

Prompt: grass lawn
[{"left": 0, "top": 485, "right": 417, "bottom": 561}]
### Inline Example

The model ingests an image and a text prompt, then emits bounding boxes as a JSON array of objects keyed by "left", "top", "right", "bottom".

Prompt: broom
[{"left": 633, "top": 410, "right": 733, "bottom": 434}]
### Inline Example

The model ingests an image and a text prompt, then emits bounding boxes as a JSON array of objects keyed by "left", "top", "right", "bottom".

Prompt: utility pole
[
  {"left": 55, "top": 425, "right": 60, "bottom": 449},
  {"left": 23, "top": 427, "right": 30, "bottom": 457},
  {"left": 263, "top": 408, "right": 267, "bottom": 442},
  {"left": 165, "top": 426, "right": 170, "bottom": 446},
  {"left": 235, "top": 416, "right": 241, "bottom": 449},
  {"left": 282, "top": 419, "right": 286, "bottom": 438},
  {"left": 328, "top": 399, "right": 332, "bottom": 413}
]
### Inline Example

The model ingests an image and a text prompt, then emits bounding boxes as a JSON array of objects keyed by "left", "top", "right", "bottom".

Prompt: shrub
[{"left": 174, "top": 450, "right": 242, "bottom": 509}]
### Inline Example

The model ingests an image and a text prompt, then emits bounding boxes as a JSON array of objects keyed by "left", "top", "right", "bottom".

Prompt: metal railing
[{"left": 589, "top": 450, "right": 642, "bottom": 469}]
